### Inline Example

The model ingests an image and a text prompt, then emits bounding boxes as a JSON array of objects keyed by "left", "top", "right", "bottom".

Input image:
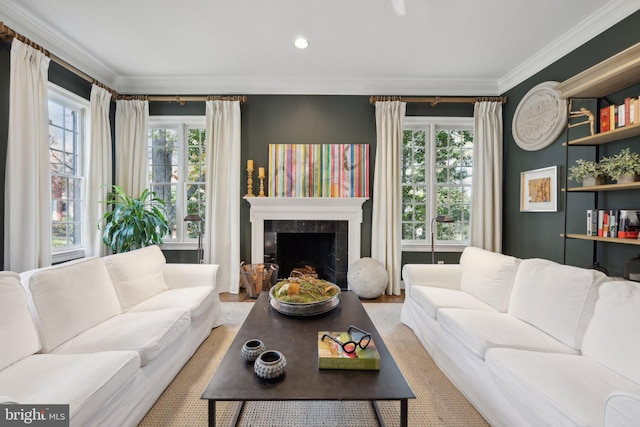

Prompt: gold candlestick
[
  {"left": 245, "top": 160, "right": 255, "bottom": 197},
  {"left": 258, "top": 167, "right": 266, "bottom": 197}
]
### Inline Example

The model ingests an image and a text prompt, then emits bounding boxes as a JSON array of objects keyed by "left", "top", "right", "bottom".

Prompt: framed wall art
[{"left": 520, "top": 166, "right": 557, "bottom": 212}]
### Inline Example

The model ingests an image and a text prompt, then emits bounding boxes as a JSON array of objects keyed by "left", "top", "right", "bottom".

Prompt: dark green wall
[{"left": 503, "top": 10, "right": 640, "bottom": 277}]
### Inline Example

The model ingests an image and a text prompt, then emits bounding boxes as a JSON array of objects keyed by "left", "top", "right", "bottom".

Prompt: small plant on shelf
[
  {"left": 600, "top": 148, "right": 640, "bottom": 183},
  {"left": 568, "top": 159, "right": 607, "bottom": 186}
]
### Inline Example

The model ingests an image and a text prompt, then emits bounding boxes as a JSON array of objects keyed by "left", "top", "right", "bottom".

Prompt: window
[
  {"left": 401, "top": 117, "right": 473, "bottom": 251},
  {"left": 48, "top": 84, "right": 88, "bottom": 262},
  {"left": 148, "top": 117, "right": 206, "bottom": 248}
]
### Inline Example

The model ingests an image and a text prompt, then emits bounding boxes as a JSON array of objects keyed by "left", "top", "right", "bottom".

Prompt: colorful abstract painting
[{"left": 268, "top": 144, "right": 369, "bottom": 197}]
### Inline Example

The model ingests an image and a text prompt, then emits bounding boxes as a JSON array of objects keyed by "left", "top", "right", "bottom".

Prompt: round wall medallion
[{"left": 512, "top": 81, "right": 567, "bottom": 151}]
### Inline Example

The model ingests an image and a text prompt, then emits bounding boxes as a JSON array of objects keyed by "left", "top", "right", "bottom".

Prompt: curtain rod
[
  {"left": 369, "top": 96, "right": 507, "bottom": 106},
  {"left": 0, "top": 22, "right": 118, "bottom": 98},
  {"left": 117, "top": 95, "right": 247, "bottom": 105}
]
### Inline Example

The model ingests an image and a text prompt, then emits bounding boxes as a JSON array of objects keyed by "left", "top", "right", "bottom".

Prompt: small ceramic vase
[
  {"left": 254, "top": 350, "right": 286, "bottom": 379},
  {"left": 241, "top": 339, "right": 265, "bottom": 363}
]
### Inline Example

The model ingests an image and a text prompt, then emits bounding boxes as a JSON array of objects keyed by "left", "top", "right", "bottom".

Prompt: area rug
[{"left": 139, "top": 302, "right": 489, "bottom": 426}]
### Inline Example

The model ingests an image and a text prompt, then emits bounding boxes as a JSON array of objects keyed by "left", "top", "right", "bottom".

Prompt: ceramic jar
[
  {"left": 241, "top": 339, "right": 265, "bottom": 362},
  {"left": 254, "top": 350, "right": 286, "bottom": 379}
]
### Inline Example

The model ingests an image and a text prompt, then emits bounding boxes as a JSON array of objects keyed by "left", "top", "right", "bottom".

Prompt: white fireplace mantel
[{"left": 245, "top": 197, "right": 368, "bottom": 270}]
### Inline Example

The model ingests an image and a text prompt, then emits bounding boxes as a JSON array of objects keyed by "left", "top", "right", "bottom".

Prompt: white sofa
[
  {"left": 0, "top": 245, "right": 222, "bottom": 427},
  {"left": 401, "top": 246, "right": 640, "bottom": 427}
]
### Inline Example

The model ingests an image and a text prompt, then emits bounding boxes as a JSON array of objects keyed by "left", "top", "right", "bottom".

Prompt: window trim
[
  {"left": 48, "top": 83, "right": 89, "bottom": 263},
  {"left": 148, "top": 116, "right": 206, "bottom": 250},
  {"left": 402, "top": 116, "right": 473, "bottom": 253}
]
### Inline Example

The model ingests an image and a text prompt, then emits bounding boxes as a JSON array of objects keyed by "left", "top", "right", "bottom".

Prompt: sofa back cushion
[
  {"left": 28, "top": 258, "right": 121, "bottom": 352},
  {"left": 459, "top": 247, "right": 521, "bottom": 312},
  {"left": 508, "top": 258, "right": 607, "bottom": 350},
  {"left": 582, "top": 281, "right": 640, "bottom": 384},
  {"left": 0, "top": 272, "right": 41, "bottom": 370},
  {"left": 104, "top": 245, "right": 168, "bottom": 310}
]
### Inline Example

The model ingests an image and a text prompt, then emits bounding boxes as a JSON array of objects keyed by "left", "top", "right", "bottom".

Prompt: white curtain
[
  {"left": 204, "top": 100, "right": 241, "bottom": 293},
  {"left": 4, "top": 39, "right": 51, "bottom": 273},
  {"left": 84, "top": 85, "right": 113, "bottom": 257},
  {"left": 471, "top": 101, "right": 503, "bottom": 252},
  {"left": 115, "top": 99, "right": 149, "bottom": 197},
  {"left": 372, "top": 100, "right": 406, "bottom": 295}
]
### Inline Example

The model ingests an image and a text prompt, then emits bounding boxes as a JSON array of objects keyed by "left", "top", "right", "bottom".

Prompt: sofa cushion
[
  {"left": 486, "top": 348, "right": 637, "bottom": 427},
  {"left": 582, "top": 280, "right": 640, "bottom": 384},
  {"left": 0, "top": 272, "right": 40, "bottom": 370},
  {"left": 104, "top": 245, "right": 169, "bottom": 310},
  {"left": 28, "top": 258, "right": 122, "bottom": 353},
  {"left": 508, "top": 258, "right": 607, "bottom": 350},
  {"left": 459, "top": 247, "right": 520, "bottom": 312},
  {"left": 51, "top": 309, "right": 190, "bottom": 366},
  {"left": 127, "top": 286, "right": 216, "bottom": 320},
  {"left": 0, "top": 351, "right": 140, "bottom": 427},
  {"left": 438, "top": 308, "right": 578, "bottom": 360},
  {"left": 411, "top": 286, "right": 496, "bottom": 319}
]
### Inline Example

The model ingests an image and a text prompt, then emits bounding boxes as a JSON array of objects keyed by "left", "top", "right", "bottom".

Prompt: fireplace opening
[
  {"left": 277, "top": 233, "right": 335, "bottom": 284},
  {"left": 263, "top": 220, "right": 348, "bottom": 288}
]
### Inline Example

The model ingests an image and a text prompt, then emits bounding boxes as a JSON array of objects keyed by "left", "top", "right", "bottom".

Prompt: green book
[{"left": 317, "top": 331, "right": 381, "bottom": 370}]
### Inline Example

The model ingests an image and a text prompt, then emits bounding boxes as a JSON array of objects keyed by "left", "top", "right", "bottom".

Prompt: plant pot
[
  {"left": 616, "top": 173, "right": 640, "bottom": 184},
  {"left": 241, "top": 339, "right": 265, "bottom": 363},
  {"left": 254, "top": 350, "right": 286, "bottom": 380},
  {"left": 583, "top": 176, "right": 607, "bottom": 187}
]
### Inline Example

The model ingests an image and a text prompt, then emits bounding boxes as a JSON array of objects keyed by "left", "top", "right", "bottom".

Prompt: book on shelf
[
  {"left": 589, "top": 209, "right": 640, "bottom": 238},
  {"left": 317, "top": 331, "right": 381, "bottom": 370},
  {"left": 600, "top": 106, "right": 610, "bottom": 133},
  {"left": 587, "top": 209, "right": 598, "bottom": 236}
]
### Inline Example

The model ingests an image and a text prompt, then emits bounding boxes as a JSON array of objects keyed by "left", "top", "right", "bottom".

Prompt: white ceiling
[{"left": 1, "top": 0, "right": 639, "bottom": 96}]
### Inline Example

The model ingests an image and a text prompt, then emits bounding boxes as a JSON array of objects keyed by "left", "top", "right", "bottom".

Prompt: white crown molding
[
  {"left": 115, "top": 75, "right": 499, "bottom": 96},
  {"left": 2, "top": 0, "right": 638, "bottom": 96},
  {"left": 498, "top": 0, "right": 640, "bottom": 94},
  {"left": 0, "top": 0, "right": 118, "bottom": 89}
]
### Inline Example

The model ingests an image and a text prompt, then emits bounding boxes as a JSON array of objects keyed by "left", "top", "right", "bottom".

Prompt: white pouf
[{"left": 347, "top": 257, "right": 389, "bottom": 299}]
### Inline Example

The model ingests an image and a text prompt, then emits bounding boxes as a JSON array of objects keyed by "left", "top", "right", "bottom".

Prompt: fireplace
[
  {"left": 263, "top": 220, "right": 348, "bottom": 287},
  {"left": 245, "top": 197, "right": 367, "bottom": 290}
]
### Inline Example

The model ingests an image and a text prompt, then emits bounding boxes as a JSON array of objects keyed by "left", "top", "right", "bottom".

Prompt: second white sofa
[{"left": 401, "top": 246, "right": 640, "bottom": 427}]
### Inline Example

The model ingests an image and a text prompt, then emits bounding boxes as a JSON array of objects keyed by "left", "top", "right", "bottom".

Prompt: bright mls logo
[{"left": 1, "top": 405, "right": 69, "bottom": 426}]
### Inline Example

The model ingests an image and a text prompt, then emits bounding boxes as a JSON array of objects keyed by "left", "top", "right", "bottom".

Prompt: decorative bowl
[
  {"left": 254, "top": 350, "right": 286, "bottom": 380},
  {"left": 269, "top": 281, "right": 341, "bottom": 316}
]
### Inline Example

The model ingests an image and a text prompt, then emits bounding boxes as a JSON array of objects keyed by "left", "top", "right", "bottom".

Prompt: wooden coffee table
[{"left": 201, "top": 291, "right": 415, "bottom": 426}]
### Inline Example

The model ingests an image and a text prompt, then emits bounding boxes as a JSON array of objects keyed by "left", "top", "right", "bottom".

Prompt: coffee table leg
[
  {"left": 371, "top": 401, "right": 385, "bottom": 427},
  {"left": 231, "top": 401, "right": 245, "bottom": 426},
  {"left": 208, "top": 400, "right": 216, "bottom": 427},
  {"left": 400, "top": 398, "right": 408, "bottom": 427}
]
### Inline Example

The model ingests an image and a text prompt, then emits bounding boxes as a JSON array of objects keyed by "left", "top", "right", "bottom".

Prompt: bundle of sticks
[{"left": 290, "top": 264, "right": 318, "bottom": 278}]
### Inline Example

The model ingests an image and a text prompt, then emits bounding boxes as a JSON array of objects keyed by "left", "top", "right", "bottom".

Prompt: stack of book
[
  {"left": 587, "top": 209, "right": 640, "bottom": 238},
  {"left": 600, "top": 97, "right": 640, "bottom": 132},
  {"left": 317, "top": 331, "right": 380, "bottom": 370}
]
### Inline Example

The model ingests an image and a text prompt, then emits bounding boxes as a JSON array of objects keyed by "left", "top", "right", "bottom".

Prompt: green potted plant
[
  {"left": 600, "top": 147, "right": 640, "bottom": 184},
  {"left": 568, "top": 159, "right": 607, "bottom": 186},
  {"left": 100, "top": 185, "right": 171, "bottom": 253}
]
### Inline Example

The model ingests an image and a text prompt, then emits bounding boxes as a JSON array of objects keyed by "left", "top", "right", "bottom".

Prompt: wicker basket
[{"left": 239, "top": 263, "right": 279, "bottom": 299}]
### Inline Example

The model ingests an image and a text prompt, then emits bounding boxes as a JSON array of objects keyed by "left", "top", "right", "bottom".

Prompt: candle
[
  {"left": 258, "top": 167, "right": 265, "bottom": 178},
  {"left": 247, "top": 159, "right": 254, "bottom": 170}
]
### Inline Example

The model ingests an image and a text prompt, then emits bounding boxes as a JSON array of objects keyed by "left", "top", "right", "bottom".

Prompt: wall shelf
[
  {"left": 565, "top": 122, "right": 640, "bottom": 146},
  {"left": 563, "top": 182, "right": 640, "bottom": 192},
  {"left": 563, "top": 234, "right": 640, "bottom": 246},
  {"left": 556, "top": 41, "right": 640, "bottom": 98},
  {"left": 561, "top": 41, "right": 640, "bottom": 268}
]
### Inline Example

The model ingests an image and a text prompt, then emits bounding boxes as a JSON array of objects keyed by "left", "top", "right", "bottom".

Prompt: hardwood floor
[{"left": 220, "top": 288, "right": 405, "bottom": 303}]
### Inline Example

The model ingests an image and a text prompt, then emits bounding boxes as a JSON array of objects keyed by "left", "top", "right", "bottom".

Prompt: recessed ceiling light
[{"left": 294, "top": 38, "right": 309, "bottom": 49}]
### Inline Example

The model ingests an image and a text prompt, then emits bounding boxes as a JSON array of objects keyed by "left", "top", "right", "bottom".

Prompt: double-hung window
[
  {"left": 48, "top": 84, "right": 88, "bottom": 263},
  {"left": 148, "top": 116, "right": 206, "bottom": 248},
  {"left": 401, "top": 117, "right": 473, "bottom": 252}
]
